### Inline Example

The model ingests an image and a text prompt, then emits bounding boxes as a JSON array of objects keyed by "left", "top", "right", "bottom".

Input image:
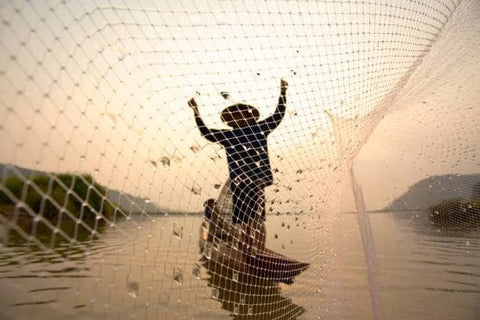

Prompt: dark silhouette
[{"left": 189, "top": 79, "right": 288, "bottom": 252}]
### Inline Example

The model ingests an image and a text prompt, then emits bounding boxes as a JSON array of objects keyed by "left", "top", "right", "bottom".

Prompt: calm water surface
[{"left": 0, "top": 212, "right": 479, "bottom": 319}]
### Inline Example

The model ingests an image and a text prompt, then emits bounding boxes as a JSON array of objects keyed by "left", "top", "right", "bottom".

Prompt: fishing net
[{"left": 1, "top": 0, "right": 479, "bottom": 319}]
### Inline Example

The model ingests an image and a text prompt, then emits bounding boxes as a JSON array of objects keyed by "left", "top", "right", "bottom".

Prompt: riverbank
[{"left": 0, "top": 173, "right": 125, "bottom": 244}]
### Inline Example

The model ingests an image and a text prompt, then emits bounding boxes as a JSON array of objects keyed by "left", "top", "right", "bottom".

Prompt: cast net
[{"left": 1, "top": 1, "right": 479, "bottom": 319}]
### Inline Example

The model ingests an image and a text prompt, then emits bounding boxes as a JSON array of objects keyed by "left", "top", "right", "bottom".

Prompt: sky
[{"left": 0, "top": 0, "right": 479, "bottom": 212}]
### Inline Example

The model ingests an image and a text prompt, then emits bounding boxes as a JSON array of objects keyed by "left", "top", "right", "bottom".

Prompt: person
[
  {"left": 203, "top": 198, "right": 229, "bottom": 243},
  {"left": 189, "top": 79, "right": 288, "bottom": 253}
]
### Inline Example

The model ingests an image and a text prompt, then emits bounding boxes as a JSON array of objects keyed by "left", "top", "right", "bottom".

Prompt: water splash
[{"left": 126, "top": 279, "right": 139, "bottom": 298}]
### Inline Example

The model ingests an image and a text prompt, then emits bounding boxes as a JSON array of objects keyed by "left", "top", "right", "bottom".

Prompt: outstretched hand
[
  {"left": 188, "top": 98, "right": 199, "bottom": 113},
  {"left": 280, "top": 78, "right": 288, "bottom": 95}
]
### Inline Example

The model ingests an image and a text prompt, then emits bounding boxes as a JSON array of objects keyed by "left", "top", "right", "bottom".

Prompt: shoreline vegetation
[
  {"left": 0, "top": 173, "right": 126, "bottom": 244},
  {"left": 428, "top": 197, "right": 480, "bottom": 227}
]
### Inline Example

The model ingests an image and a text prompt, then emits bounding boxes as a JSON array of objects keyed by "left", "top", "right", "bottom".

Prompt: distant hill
[
  {"left": 385, "top": 174, "right": 480, "bottom": 211},
  {"left": 0, "top": 163, "right": 163, "bottom": 214},
  {"left": 105, "top": 188, "right": 162, "bottom": 214}
]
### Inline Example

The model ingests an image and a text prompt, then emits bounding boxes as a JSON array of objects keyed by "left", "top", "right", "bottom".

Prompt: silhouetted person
[{"left": 189, "top": 79, "right": 288, "bottom": 253}]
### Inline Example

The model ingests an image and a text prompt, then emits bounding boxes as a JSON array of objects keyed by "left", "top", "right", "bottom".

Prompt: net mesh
[{"left": 1, "top": 0, "right": 479, "bottom": 319}]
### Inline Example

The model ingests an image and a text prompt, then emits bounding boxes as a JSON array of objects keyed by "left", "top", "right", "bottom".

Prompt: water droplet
[
  {"left": 232, "top": 271, "right": 239, "bottom": 282},
  {"left": 211, "top": 288, "right": 219, "bottom": 300},
  {"left": 149, "top": 159, "right": 158, "bottom": 170},
  {"left": 248, "top": 305, "right": 254, "bottom": 315},
  {"left": 204, "top": 245, "right": 212, "bottom": 259},
  {"left": 190, "top": 145, "right": 201, "bottom": 153},
  {"left": 173, "top": 156, "right": 184, "bottom": 164},
  {"left": 191, "top": 182, "right": 202, "bottom": 195},
  {"left": 192, "top": 264, "right": 201, "bottom": 279},
  {"left": 126, "top": 281, "right": 139, "bottom": 298},
  {"left": 160, "top": 157, "right": 170, "bottom": 169},
  {"left": 173, "top": 222, "right": 183, "bottom": 239},
  {"left": 173, "top": 269, "right": 183, "bottom": 285},
  {"left": 233, "top": 304, "right": 240, "bottom": 315},
  {"left": 220, "top": 91, "right": 231, "bottom": 100}
]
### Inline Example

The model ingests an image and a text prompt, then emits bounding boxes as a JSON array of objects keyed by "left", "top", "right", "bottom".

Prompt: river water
[{"left": 0, "top": 212, "right": 479, "bottom": 320}]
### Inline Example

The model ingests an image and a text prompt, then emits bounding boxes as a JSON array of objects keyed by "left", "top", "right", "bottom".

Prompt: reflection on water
[
  {"left": 0, "top": 213, "right": 479, "bottom": 319},
  {"left": 201, "top": 252, "right": 305, "bottom": 319},
  {"left": 371, "top": 211, "right": 480, "bottom": 320}
]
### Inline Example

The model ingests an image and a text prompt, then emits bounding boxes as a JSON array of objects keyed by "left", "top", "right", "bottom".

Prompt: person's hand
[
  {"left": 188, "top": 98, "right": 199, "bottom": 113},
  {"left": 280, "top": 78, "right": 288, "bottom": 95}
]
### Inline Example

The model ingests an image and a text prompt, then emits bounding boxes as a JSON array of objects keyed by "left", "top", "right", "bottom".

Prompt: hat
[{"left": 220, "top": 103, "right": 260, "bottom": 126}]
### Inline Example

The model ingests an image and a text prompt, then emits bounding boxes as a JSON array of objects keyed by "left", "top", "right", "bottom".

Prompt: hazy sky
[{"left": 0, "top": 0, "right": 478, "bottom": 212}]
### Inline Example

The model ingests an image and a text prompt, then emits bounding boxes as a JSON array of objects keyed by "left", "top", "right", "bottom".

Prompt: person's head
[{"left": 221, "top": 103, "right": 260, "bottom": 128}]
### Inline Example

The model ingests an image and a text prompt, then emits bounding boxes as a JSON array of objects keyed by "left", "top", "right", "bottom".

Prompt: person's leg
[
  {"left": 243, "top": 184, "right": 264, "bottom": 253},
  {"left": 232, "top": 182, "right": 249, "bottom": 251},
  {"left": 232, "top": 182, "right": 260, "bottom": 254},
  {"left": 257, "top": 186, "right": 266, "bottom": 250}
]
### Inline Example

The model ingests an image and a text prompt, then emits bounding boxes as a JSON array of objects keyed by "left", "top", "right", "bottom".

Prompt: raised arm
[
  {"left": 188, "top": 98, "right": 225, "bottom": 143},
  {"left": 258, "top": 79, "right": 288, "bottom": 133}
]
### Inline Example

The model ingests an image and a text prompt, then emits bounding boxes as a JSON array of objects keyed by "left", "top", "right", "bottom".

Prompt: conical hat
[{"left": 220, "top": 103, "right": 260, "bottom": 125}]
